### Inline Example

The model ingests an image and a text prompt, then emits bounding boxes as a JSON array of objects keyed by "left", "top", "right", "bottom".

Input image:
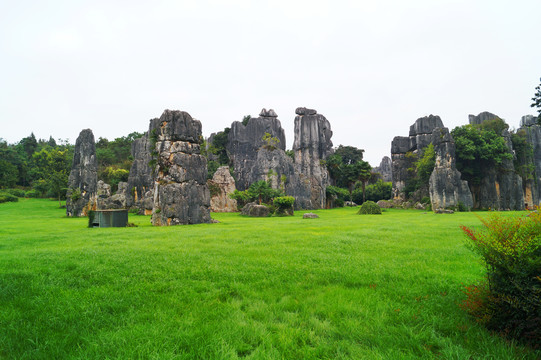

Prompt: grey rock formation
[
  {"left": 466, "top": 112, "right": 525, "bottom": 210},
  {"left": 97, "top": 181, "right": 128, "bottom": 210},
  {"left": 226, "top": 108, "right": 333, "bottom": 209},
  {"left": 391, "top": 116, "right": 445, "bottom": 200},
  {"left": 295, "top": 107, "right": 317, "bottom": 116},
  {"left": 127, "top": 134, "right": 154, "bottom": 209},
  {"left": 241, "top": 202, "right": 270, "bottom": 217},
  {"left": 227, "top": 113, "right": 286, "bottom": 191},
  {"left": 374, "top": 156, "right": 392, "bottom": 182},
  {"left": 391, "top": 115, "right": 473, "bottom": 211},
  {"left": 468, "top": 111, "right": 501, "bottom": 125},
  {"left": 428, "top": 128, "right": 473, "bottom": 211},
  {"left": 303, "top": 212, "right": 319, "bottom": 219},
  {"left": 208, "top": 166, "right": 238, "bottom": 212},
  {"left": 66, "top": 129, "right": 98, "bottom": 217},
  {"left": 519, "top": 115, "right": 541, "bottom": 208},
  {"left": 291, "top": 109, "right": 333, "bottom": 209},
  {"left": 151, "top": 110, "right": 211, "bottom": 225}
]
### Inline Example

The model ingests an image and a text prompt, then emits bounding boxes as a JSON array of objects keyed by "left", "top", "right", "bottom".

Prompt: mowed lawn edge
[{"left": 0, "top": 199, "right": 538, "bottom": 359}]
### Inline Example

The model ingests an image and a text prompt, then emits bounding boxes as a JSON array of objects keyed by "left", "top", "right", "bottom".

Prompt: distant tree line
[{"left": 0, "top": 131, "right": 143, "bottom": 203}]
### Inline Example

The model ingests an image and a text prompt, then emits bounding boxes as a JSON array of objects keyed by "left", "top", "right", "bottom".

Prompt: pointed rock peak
[
  {"left": 259, "top": 108, "right": 268, "bottom": 117},
  {"left": 267, "top": 109, "right": 277, "bottom": 117}
]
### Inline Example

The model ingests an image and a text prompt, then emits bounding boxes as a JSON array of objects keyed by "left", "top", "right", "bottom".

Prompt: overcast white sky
[{"left": 1, "top": 0, "right": 539, "bottom": 165}]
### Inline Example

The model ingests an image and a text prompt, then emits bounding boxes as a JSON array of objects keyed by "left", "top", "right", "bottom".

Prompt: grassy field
[{"left": 0, "top": 199, "right": 539, "bottom": 359}]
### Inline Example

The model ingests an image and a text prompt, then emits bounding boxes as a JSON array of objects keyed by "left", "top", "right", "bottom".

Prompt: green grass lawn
[{"left": 0, "top": 199, "right": 538, "bottom": 359}]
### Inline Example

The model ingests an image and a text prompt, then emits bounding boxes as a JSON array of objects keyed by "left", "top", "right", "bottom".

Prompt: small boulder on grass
[{"left": 357, "top": 201, "right": 382, "bottom": 215}]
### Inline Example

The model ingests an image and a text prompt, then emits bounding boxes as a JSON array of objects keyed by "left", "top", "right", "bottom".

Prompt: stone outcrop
[
  {"left": 240, "top": 202, "right": 270, "bottom": 217},
  {"left": 150, "top": 110, "right": 211, "bottom": 225},
  {"left": 391, "top": 115, "right": 473, "bottom": 210},
  {"left": 208, "top": 166, "right": 238, "bottom": 212},
  {"left": 468, "top": 111, "right": 501, "bottom": 126},
  {"left": 428, "top": 128, "right": 473, "bottom": 210},
  {"left": 374, "top": 156, "right": 392, "bottom": 182},
  {"left": 519, "top": 115, "right": 541, "bottom": 208},
  {"left": 127, "top": 134, "right": 154, "bottom": 212},
  {"left": 66, "top": 129, "right": 98, "bottom": 217},
  {"left": 291, "top": 107, "right": 333, "bottom": 209},
  {"left": 225, "top": 107, "right": 333, "bottom": 210},
  {"left": 97, "top": 181, "right": 128, "bottom": 210},
  {"left": 467, "top": 112, "right": 524, "bottom": 210},
  {"left": 391, "top": 115, "right": 443, "bottom": 200},
  {"left": 226, "top": 112, "right": 286, "bottom": 191}
]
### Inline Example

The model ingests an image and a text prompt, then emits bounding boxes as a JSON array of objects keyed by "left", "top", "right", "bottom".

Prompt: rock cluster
[
  {"left": 223, "top": 107, "right": 333, "bottom": 210},
  {"left": 391, "top": 112, "right": 534, "bottom": 211},
  {"left": 150, "top": 110, "right": 211, "bottom": 225},
  {"left": 97, "top": 180, "right": 129, "bottom": 210},
  {"left": 66, "top": 129, "right": 98, "bottom": 217},
  {"left": 208, "top": 166, "right": 237, "bottom": 212},
  {"left": 391, "top": 115, "right": 473, "bottom": 211}
]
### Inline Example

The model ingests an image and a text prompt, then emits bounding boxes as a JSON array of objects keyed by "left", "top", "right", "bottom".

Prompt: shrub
[
  {"left": 326, "top": 186, "right": 349, "bottom": 208},
  {"left": 273, "top": 196, "right": 295, "bottom": 216},
  {"left": 70, "top": 188, "right": 82, "bottom": 202},
  {"left": 0, "top": 192, "right": 18, "bottom": 203},
  {"left": 420, "top": 196, "right": 431, "bottom": 204},
  {"left": 4, "top": 188, "right": 26, "bottom": 197},
  {"left": 460, "top": 211, "right": 541, "bottom": 348},
  {"left": 357, "top": 201, "right": 381, "bottom": 215},
  {"left": 25, "top": 189, "right": 40, "bottom": 198}
]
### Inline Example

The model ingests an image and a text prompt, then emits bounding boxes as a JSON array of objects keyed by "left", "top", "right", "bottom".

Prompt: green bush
[
  {"left": 460, "top": 211, "right": 541, "bottom": 348},
  {"left": 421, "top": 196, "right": 431, "bottom": 204},
  {"left": 4, "top": 188, "right": 26, "bottom": 197},
  {"left": 0, "top": 192, "right": 19, "bottom": 203},
  {"left": 25, "top": 189, "right": 40, "bottom": 198},
  {"left": 273, "top": 196, "right": 295, "bottom": 216},
  {"left": 326, "top": 186, "right": 349, "bottom": 208},
  {"left": 357, "top": 201, "right": 381, "bottom": 215}
]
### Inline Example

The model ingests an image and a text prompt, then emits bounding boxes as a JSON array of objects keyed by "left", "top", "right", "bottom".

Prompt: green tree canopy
[{"left": 532, "top": 79, "right": 541, "bottom": 122}]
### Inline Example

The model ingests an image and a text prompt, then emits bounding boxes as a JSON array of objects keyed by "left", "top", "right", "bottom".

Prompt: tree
[
  {"left": 451, "top": 124, "right": 513, "bottom": 204},
  {"left": 334, "top": 145, "right": 364, "bottom": 165},
  {"left": 532, "top": 78, "right": 541, "bottom": 122},
  {"left": 356, "top": 160, "right": 372, "bottom": 203},
  {"left": 416, "top": 143, "right": 436, "bottom": 185}
]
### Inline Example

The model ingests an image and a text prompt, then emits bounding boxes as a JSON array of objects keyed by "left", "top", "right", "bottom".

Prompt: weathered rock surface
[
  {"left": 66, "top": 129, "right": 98, "bottom": 217},
  {"left": 151, "top": 110, "right": 211, "bottom": 225},
  {"left": 127, "top": 134, "right": 154, "bottom": 209},
  {"left": 240, "top": 202, "right": 270, "bottom": 217},
  {"left": 519, "top": 115, "right": 541, "bottom": 208},
  {"left": 208, "top": 166, "right": 237, "bottom": 212},
  {"left": 391, "top": 116, "right": 444, "bottom": 200},
  {"left": 468, "top": 111, "right": 501, "bottom": 125},
  {"left": 303, "top": 212, "right": 319, "bottom": 218},
  {"left": 97, "top": 181, "right": 128, "bottom": 210},
  {"left": 374, "top": 156, "right": 392, "bottom": 182},
  {"left": 227, "top": 112, "right": 286, "bottom": 191},
  {"left": 428, "top": 127, "right": 473, "bottom": 211},
  {"left": 391, "top": 115, "right": 473, "bottom": 211},
  {"left": 467, "top": 113, "right": 525, "bottom": 210},
  {"left": 291, "top": 109, "right": 333, "bottom": 209}
]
